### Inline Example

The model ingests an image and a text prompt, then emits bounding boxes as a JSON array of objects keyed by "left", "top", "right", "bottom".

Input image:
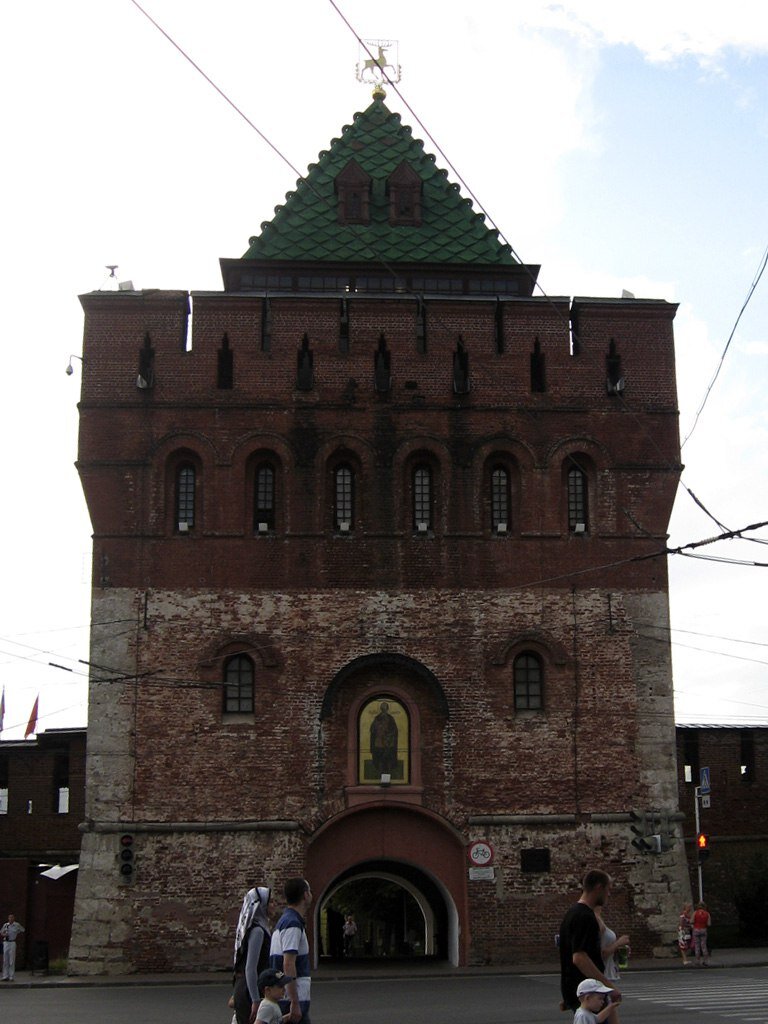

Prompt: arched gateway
[{"left": 306, "top": 803, "right": 467, "bottom": 966}]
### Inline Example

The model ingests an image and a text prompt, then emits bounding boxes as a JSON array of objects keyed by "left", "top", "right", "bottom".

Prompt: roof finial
[{"left": 356, "top": 39, "right": 401, "bottom": 98}]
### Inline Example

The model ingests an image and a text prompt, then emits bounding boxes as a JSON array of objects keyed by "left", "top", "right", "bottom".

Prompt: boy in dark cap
[{"left": 255, "top": 968, "right": 291, "bottom": 1024}]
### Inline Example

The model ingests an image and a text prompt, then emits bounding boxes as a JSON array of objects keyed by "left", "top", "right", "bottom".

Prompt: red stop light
[{"left": 697, "top": 833, "right": 710, "bottom": 863}]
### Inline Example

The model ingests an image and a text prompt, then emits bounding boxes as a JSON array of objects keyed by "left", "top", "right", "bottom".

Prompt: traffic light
[
  {"left": 629, "top": 811, "right": 665, "bottom": 854},
  {"left": 118, "top": 833, "right": 135, "bottom": 883},
  {"left": 697, "top": 833, "right": 709, "bottom": 864}
]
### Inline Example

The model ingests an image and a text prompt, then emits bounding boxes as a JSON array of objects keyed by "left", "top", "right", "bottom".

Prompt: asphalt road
[{"left": 3, "top": 967, "right": 768, "bottom": 1024}]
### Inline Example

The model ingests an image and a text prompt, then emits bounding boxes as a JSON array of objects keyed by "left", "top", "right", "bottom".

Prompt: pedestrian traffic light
[
  {"left": 697, "top": 833, "right": 709, "bottom": 864},
  {"left": 118, "top": 833, "right": 135, "bottom": 883}
]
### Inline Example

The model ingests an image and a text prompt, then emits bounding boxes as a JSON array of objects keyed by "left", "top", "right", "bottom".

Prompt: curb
[{"left": 8, "top": 953, "right": 768, "bottom": 988}]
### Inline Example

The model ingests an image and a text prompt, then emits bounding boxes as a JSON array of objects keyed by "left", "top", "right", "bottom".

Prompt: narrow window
[
  {"left": 176, "top": 464, "right": 196, "bottom": 531},
  {"left": 296, "top": 334, "right": 314, "bottom": 390},
  {"left": 531, "top": 338, "right": 546, "bottom": 392},
  {"left": 514, "top": 653, "right": 543, "bottom": 710},
  {"left": 491, "top": 467, "right": 510, "bottom": 532},
  {"left": 255, "top": 464, "right": 275, "bottom": 532},
  {"left": 223, "top": 655, "right": 254, "bottom": 713},
  {"left": 374, "top": 335, "right": 391, "bottom": 392},
  {"left": 413, "top": 465, "right": 432, "bottom": 531},
  {"left": 339, "top": 299, "right": 350, "bottom": 354},
  {"left": 606, "top": 339, "right": 624, "bottom": 394},
  {"left": 495, "top": 301, "right": 504, "bottom": 354},
  {"left": 217, "top": 333, "right": 234, "bottom": 389},
  {"left": 416, "top": 301, "right": 427, "bottom": 354},
  {"left": 335, "top": 465, "right": 354, "bottom": 531},
  {"left": 261, "top": 299, "right": 271, "bottom": 352},
  {"left": 567, "top": 465, "right": 588, "bottom": 533},
  {"left": 137, "top": 332, "right": 155, "bottom": 389},
  {"left": 453, "top": 337, "right": 470, "bottom": 394}
]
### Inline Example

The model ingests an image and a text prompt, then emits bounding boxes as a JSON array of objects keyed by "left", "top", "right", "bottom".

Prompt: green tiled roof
[{"left": 243, "top": 96, "right": 516, "bottom": 266}]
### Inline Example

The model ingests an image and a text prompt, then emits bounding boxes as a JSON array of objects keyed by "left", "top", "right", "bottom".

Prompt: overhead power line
[
  {"left": 126, "top": 0, "right": 748, "bottom": 549},
  {"left": 635, "top": 623, "right": 768, "bottom": 648},
  {"left": 682, "top": 241, "right": 768, "bottom": 449}
]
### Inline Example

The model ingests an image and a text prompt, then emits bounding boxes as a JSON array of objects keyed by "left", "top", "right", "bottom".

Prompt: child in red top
[{"left": 692, "top": 902, "right": 711, "bottom": 966}]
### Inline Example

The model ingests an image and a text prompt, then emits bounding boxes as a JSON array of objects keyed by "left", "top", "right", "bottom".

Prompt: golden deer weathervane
[{"left": 356, "top": 39, "right": 401, "bottom": 97}]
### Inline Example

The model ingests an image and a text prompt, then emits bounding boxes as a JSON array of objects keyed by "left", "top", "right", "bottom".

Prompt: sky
[{"left": 1, "top": 0, "right": 766, "bottom": 739}]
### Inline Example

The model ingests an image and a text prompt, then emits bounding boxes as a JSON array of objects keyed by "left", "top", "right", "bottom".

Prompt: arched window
[
  {"left": 413, "top": 464, "right": 432, "bottom": 531},
  {"left": 335, "top": 464, "right": 354, "bottom": 531},
  {"left": 176, "top": 464, "right": 196, "bottom": 531},
  {"left": 223, "top": 654, "right": 254, "bottom": 714},
  {"left": 491, "top": 466, "right": 510, "bottom": 532},
  {"left": 514, "top": 653, "right": 542, "bottom": 710},
  {"left": 567, "top": 463, "right": 588, "bottom": 533},
  {"left": 254, "top": 464, "right": 275, "bottom": 532}
]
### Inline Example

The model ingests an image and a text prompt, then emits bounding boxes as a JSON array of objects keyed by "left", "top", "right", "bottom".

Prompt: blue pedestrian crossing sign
[{"left": 700, "top": 767, "right": 711, "bottom": 794}]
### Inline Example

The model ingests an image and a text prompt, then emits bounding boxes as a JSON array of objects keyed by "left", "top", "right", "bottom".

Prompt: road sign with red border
[{"left": 467, "top": 841, "right": 494, "bottom": 867}]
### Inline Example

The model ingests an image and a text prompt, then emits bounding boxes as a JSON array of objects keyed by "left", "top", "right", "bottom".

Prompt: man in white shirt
[
  {"left": 1, "top": 913, "right": 25, "bottom": 981},
  {"left": 269, "top": 879, "right": 313, "bottom": 1024}
]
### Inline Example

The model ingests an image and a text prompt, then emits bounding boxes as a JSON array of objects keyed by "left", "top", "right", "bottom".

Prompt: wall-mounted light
[{"left": 66, "top": 354, "right": 84, "bottom": 376}]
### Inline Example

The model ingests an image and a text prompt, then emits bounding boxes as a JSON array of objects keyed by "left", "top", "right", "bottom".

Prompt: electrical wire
[
  {"left": 638, "top": 632, "right": 768, "bottom": 668},
  {"left": 126, "top": 0, "right": 748, "bottom": 554},
  {"left": 682, "top": 241, "right": 768, "bottom": 449},
  {"left": 126, "top": 0, "right": 307, "bottom": 184},
  {"left": 634, "top": 623, "right": 768, "bottom": 648},
  {"left": 679, "top": 551, "right": 768, "bottom": 567},
  {"left": 71, "top": 2, "right": 762, "bottom": 729},
  {"left": 329, "top": 0, "right": 756, "bottom": 548}
]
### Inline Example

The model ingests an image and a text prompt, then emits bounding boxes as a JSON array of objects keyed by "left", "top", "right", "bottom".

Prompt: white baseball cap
[{"left": 577, "top": 979, "right": 613, "bottom": 997}]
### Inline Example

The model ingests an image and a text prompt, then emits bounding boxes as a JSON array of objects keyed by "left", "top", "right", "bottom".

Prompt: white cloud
[{"left": 523, "top": 1, "right": 768, "bottom": 65}]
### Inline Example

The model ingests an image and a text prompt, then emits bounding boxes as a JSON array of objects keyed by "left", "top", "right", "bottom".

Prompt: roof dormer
[
  {"left": 335, "top": 159, "right": 372, "bottom": 225},
  {"left": 387, "top": 161, "right": 422, "bottom": 226}
]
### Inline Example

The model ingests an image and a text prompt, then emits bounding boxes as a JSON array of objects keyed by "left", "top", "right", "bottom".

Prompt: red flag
[{"left": 24, "top": 695, "right": 39, "bottom": 738}]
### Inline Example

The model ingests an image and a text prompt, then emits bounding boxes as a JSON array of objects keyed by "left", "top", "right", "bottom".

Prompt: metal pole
[{"left": 694, "top": 785, "right": 703, "bottom": 903}]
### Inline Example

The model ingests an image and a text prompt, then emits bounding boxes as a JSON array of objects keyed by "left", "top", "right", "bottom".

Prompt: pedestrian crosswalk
[{"left": 627, "top": 972, "right": 768, "bottom": 1024}]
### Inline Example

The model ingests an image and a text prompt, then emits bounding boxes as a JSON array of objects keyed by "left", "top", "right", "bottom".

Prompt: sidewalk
[{"left": 7, "top": 948, "right": 768, "bottom": 988}]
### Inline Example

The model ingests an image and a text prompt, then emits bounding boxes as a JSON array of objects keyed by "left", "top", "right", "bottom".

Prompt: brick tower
[{"left": 69, "top": 94, "right": 690, "bottom": 973}]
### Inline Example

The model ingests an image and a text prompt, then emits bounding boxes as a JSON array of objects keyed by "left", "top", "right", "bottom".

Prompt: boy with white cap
[{"left": 574, "top": 978, "right": 621, "bottom": 1024}]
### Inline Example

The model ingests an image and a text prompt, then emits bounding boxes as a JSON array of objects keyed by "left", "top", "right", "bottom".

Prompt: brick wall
[
  {"left": 69, "top": 286, "right": 690, "bottom": 972},
  {"left": 676, "top": 727, "right": 768, "bottom": 937}
]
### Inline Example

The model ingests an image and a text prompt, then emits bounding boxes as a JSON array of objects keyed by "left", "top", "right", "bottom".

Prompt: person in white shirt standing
[
  {"left": 270, "top": 878, "right": 313, "bottom": 1024},
  {"left": 1, "top": 913, "right": 25, "bottom": 981}
]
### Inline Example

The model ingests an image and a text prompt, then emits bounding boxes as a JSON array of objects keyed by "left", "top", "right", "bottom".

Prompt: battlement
[{"left": 78, "top": 289, "right": 678, "bottom": 411}]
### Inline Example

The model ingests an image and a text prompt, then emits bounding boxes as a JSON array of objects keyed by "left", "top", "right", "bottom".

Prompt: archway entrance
[
  {"left": 306, "top": 804, "right": 467, "bottom": 966},
  {"left": 319, "top": 861, "right": 449, "bottom": 962}
]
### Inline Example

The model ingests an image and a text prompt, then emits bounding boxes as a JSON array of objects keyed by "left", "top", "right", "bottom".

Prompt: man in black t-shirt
[{"left": 559, "top": 869, "right": 620, "bottom": 1011}]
